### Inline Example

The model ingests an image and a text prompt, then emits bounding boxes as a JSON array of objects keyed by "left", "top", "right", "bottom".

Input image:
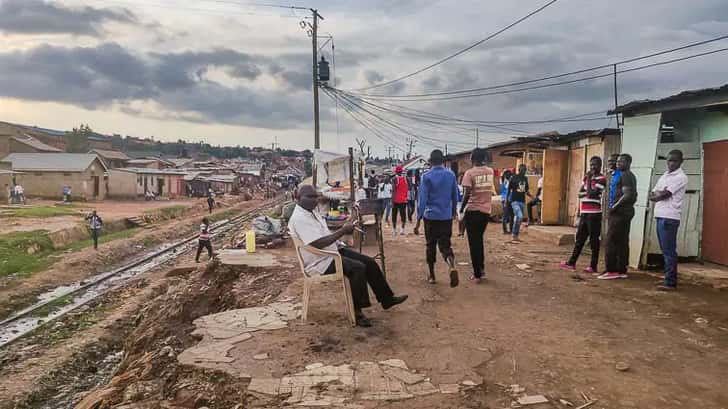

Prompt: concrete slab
[
  {"left": 178, "top": 302, "right": 300, "bottom": 370},
  {"left": 217, "top": 249, "right": 277, "bottom": 267},
  {"left": 243, "top": 359, "right": 456, "bottom": 405},
  {"left": 526, "top": 225, "right": 575, "bottom": 246}
]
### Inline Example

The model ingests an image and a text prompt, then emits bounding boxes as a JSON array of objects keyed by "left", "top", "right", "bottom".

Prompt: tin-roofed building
[{"left": 2, "top": 153, "right": 108, "bottom": 200}]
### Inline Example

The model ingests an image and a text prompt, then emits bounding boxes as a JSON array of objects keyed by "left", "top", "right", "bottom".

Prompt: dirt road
[{"left": 3, "top": 221, "right": 727, "bottom": 408}]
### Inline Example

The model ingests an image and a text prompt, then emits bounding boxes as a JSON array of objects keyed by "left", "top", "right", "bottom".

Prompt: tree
[{"left": 66, "top": 124, "right": 92, "bottom": 153}]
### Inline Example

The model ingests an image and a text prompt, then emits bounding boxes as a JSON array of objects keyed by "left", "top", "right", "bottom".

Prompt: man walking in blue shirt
[{"left": 414, "top": 150, "right": 460, "bottom": 287}]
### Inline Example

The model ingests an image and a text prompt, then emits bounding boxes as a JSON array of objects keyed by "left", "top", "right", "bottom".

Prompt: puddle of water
[
  {"left": 0, "top": 212, "right": 251, "bottom": 348},
  {"left": 0, "top": 241, "right": 195, "bottom": 348}
]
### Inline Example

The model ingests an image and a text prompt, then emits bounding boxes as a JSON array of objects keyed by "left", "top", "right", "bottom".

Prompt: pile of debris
[{"left": 75, "top": 259, "right": 297, "bottom": 409}]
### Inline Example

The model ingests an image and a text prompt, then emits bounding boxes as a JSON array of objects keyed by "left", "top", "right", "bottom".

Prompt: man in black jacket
[{"left": 600, "top": 154, "right": 637, "bottom": 280}]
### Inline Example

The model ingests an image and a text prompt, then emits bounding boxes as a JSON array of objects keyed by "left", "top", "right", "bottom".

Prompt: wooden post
[{"left": 348, "top": 147, "right": 355, "bottom": 203}]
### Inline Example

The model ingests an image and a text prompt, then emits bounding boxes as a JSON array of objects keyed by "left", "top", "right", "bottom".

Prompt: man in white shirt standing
[
  {"left": 649, "top": 150, "right": 689, "bottom": 291},
  {"left": 288, "top": 185, "right": 408, "bottom": 327}
]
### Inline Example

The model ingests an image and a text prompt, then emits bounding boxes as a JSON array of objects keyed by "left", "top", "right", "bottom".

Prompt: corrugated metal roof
[
  {"left": 610, "top": 83, "right": 728, "bottom": 116},
  {"left": 12, "top": 134, "right": 62, "bottom": 152},
  {"left": 114, "top": 167, "right": 186, "bottom": 175},
  {"left": 1, "top": 153, "right": 107, "bottom": 172},
  {"left": 90, "top": 149, "right": 130, "bottom": 161}
]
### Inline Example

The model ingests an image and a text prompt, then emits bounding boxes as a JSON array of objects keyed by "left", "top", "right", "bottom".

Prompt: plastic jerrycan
[{"left": 246, "top": 230, "right": 256, "bottom": 253}]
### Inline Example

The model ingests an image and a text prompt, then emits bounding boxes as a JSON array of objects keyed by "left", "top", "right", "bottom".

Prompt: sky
[{"left": 1, "top": 0, "right": 727, "bottom": 157}]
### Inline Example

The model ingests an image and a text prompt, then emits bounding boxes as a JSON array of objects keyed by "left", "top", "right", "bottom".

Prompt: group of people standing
[
  {"left": 560, "top": 150, "right": 687, "bottom": 291},
  {"left": 365, "top": 166, "right": 418, "bottom": 236},
  {"left": 4, "top": 183, "right": 25, "bottom": 205}
]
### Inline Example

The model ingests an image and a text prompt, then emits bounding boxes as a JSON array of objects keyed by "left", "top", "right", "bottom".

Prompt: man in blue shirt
[{"left": 414, "top": 150, "right": 460, "bottom": 287}]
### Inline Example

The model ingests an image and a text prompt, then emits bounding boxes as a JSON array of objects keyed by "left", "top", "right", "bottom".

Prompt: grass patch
[
  {"left": 33, "top": 293, "right": 75, "bottom": 317},
  {"left": 0, "top": 230, "right": 56, "bottom": 277},
  {"left": 1, "top": 206, "right": 82, "bottom": 218},
  {"left": 144, "top": 205, "right": 188, "bottom": 218},
  {"left": 64, "top": 228, "right": 140, "bottom": 252},
  {"left": 208, "top": 208, "right": 239, "bottom": 223},
  {"left": 0, "top": 227, "right": 140, "bottom": 278}
]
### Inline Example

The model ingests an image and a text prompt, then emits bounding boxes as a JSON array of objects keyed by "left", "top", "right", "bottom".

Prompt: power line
[
  {"left": 322, "top": 88, "right": 411, "bottom": 153},
  {"left": 352, "top": 34, "right": 728, "bottom": 99},
  {"left": 333, "top": 87, "right": 608, "bottom": 129},
  {"left": 330, "top": 89, "right": 485, "bottom": 149},
  {"left": 348, "top": 46, "right": 728, "bottom": 102},
  {"left": 333, "top": 88, "right": 534, "bottom": 137},
  {"left": 325, "top": 87, "right": 464, "bottom": 151},
  {"left": 354, "top": 0, "right": 560, "bottom": 91}
]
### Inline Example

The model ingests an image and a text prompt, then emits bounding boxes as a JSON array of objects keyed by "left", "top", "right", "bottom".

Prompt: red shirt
[
  {"left": 393, "top": 175, "right": 409, "bottom": 204},
  {"left": 579, "top": 174, "right": 607, "bottom": 213}
]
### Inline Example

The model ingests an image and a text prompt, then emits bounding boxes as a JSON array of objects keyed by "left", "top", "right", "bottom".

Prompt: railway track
[{"left": 0, "top": 197, "right": 288, "bottom": 349}]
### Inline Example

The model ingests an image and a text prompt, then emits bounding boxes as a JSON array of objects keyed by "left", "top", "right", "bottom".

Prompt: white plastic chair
[{"left": 292, "top": 236, "right": 357, "bottom": 327}]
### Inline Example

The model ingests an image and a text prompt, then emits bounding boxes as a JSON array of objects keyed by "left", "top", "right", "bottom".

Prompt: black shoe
[
  {"left": 355, "top": 313, "right": 373, "bottom": 327},
  {"left": 382, "top": 294, "right": 408, "bottom": 310}
]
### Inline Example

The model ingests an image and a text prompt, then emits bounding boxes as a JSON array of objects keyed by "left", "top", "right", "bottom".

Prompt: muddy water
[{"left": 0, "top": 217, "right": 236, "bottom": 348}]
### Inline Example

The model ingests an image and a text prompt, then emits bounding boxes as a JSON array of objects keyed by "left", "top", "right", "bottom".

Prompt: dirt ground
[
  {"left": 2, "top": 219, "right": 728, "bottom": 408},
  {"left": 0, "top": 197, "right": 263, "bottom": 319},
  {"left": 0, "top": 198, "right": 212, "bottom": 235}
]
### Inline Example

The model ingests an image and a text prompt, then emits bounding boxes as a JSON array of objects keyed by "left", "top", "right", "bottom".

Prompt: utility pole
[
  {"left": 406, "top": 138, "right": 415, "bottom": 160},
  {"left": 475, "top": 128, "right": 479, "bottom": 148},
  {"left": 309, "top": 8, "right": 324, "bottom": 185},
  {"left": 445, "top": 144, "right": 448, "bottom": 156},
  {"left": 387, "top": 146, "right": 393, "bottom": 166},
  {"left": 613, "top": 63, "right": 620, "bottom": 132}
]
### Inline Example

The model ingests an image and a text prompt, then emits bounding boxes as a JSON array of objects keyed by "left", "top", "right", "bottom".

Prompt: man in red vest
[{"left": 391, "top": 165, "right": 410, "bottom": 236}]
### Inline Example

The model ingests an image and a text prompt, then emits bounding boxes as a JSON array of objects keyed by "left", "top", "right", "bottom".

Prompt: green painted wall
[{"left": 697, "top": 111, "right": 728, "bottom": 143}]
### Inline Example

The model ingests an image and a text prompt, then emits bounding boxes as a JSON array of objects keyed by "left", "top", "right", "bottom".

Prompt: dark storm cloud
[
  {"left": 0, "top": 0, "right": 135, "bottom": 36},
  {"left": 364, "top": 70, "right": 385, "bottom": 85},
  {"left": 0, "top": 42, "right": 312, "bottom": 128}
]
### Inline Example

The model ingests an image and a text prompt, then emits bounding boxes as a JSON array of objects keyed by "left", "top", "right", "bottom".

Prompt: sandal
[{"left": 468, "top": 275, "right": 482, "bottom": 283}]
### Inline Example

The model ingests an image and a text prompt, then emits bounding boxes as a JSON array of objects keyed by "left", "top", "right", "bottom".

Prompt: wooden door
[
  {"left": 567, "top": 148, "right": 585, "bottom": 226},
  {"left": 703, "top": 140, "right": 728, "bottom": 265},
  {"left": 93, "top": 176, "right": 100, "bottom": 198},
  {"left": 541, "top": 149, "right": 568, "bottom": 224}
]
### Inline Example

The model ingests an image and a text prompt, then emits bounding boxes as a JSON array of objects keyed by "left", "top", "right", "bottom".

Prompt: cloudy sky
[{"left": 1, "top": 0, "right": 727, "bottom": 156}]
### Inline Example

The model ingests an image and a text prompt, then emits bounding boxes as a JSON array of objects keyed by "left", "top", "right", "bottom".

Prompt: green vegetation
[
  {"left": 64, "top": 228, "right": 140, "bottom": 252},
  {"left": 0, "top": 227, "right": 139, "bottom": 278},
  {"left": 144, "top": 205, "right": 188, "bottom": 219},
  {"left": 0, "top": 230, "right": 56, "bottom": 277},
  {"left": 33, "top": 293, "right": 75, "bottom": 317},
  {"left": 2, "top": 206, "right": 82, "bottom": 218},
  {"left": 209, "top": 208, "right": 239, "bottom": 223}
]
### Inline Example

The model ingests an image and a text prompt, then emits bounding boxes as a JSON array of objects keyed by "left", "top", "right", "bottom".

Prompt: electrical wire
[
  {"left": 330, "top": 87, "right": 608, "bottom": 130},
  {"left": 325, "top": 87, "right": 466, "bottom": 152},
  {"left": 323, "top": 87, "right": 410, "bottom": 152},
  {"left": 354, "top": 0, "right": 560, "bottom": 91},
  {"left": 352, "top": 34, "right": 728, "bottom": 98},
  {"left": 331, "top": 89, "right": 489, "bottom": 149},
  {"left": 346, "top": 46, "right": 728, "bottom": 102},
  {"left": 336, "top": 89, "right": 534, "bottom": 136}
]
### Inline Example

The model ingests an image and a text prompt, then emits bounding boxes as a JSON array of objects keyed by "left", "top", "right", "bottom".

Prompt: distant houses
[{"left": 2, "top": 153, "right": 108, "bottom": 200}]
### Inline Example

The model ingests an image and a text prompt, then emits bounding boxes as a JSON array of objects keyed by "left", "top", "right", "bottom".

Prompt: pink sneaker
[
  {"left": 559, "top": 261, "right": 575, "bottom": 271},
  {"left": 598, "top": 272, "right": 626, "bottom": 280},
  {"left": 583, "top": 266, "right": 596, "bottom": 274}
]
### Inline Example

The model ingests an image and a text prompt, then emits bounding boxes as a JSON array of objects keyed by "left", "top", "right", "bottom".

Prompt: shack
[
  {"left": 90, "top": 149, "right": 130, "bottom": 169},
  {"left": 108, "top": 168, "right": 187, "bottom": 199},
  {"left": 610, "top": 84, "right": 728, "bottom": 268},
  {"left": 2, "top": 153, "right": 108, "bottom": 200}
]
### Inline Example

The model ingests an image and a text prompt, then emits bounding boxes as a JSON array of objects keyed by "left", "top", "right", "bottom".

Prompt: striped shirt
[
  {"left": 579, "top": 174, "right": 607, "bottom": 213},
  {"left": 199, "top": 223, "right": 211, "bottom": 241}
]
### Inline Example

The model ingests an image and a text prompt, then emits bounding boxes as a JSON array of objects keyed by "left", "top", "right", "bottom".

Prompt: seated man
[{"left": 289, "top": 185, "right": 408, "bottom": 327}]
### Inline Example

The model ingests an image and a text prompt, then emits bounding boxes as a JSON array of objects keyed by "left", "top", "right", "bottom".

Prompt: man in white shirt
[
  {"left": 649, "top": 150, "right": 688, "bottom": 291},
  {"left": 288, "top": 185, "right": 408, "bottom": 327}
]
